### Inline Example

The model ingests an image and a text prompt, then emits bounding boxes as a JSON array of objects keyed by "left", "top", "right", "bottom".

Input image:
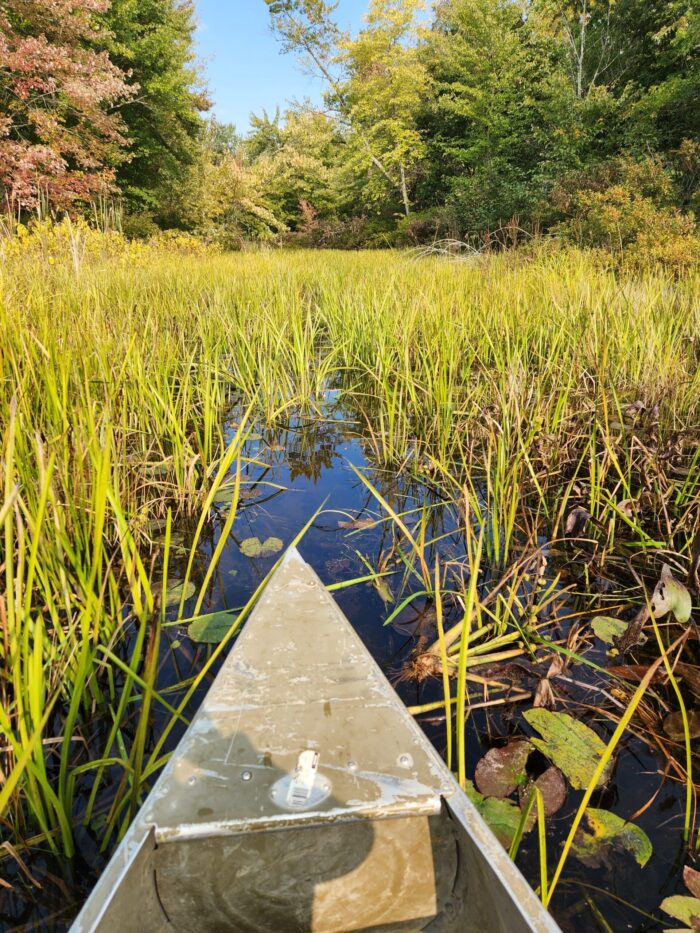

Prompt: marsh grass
[{"left": 2, "top": 232, "right": 700, "bottom": 921}]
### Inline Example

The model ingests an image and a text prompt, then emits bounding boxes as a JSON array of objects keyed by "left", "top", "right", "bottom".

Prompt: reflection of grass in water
[{"left": 1, "top": 242, "right": 700, "bottom": 925}]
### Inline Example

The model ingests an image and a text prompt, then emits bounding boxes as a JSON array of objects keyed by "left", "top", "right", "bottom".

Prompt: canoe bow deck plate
[
  {"left": 71, "top": 547, "right": 560, "bottom": 933},
  {"left": 144, "top": 548, "right": 453, "bottom": 839}
]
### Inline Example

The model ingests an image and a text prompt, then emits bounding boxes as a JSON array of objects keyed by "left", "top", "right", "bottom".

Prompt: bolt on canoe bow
[{"left": 71, "top": 546, "right": 560, "bottom": 933}]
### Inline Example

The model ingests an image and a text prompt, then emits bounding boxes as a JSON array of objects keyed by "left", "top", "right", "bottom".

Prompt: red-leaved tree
[{"left": 0, "top": 0, "right": 133, "bottom": 211}]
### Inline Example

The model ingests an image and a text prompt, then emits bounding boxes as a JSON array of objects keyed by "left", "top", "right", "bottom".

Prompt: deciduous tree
[
  {"left": 0, "top": 0, "right": 132, "bottom": 210},
  {"left": 103, "top": 0, "right": 208, "bottom": 220}
]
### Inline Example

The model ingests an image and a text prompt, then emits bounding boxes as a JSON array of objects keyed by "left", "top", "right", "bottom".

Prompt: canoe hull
[{"left": 71, "top": 548, "right": 560, "bottom": 933}]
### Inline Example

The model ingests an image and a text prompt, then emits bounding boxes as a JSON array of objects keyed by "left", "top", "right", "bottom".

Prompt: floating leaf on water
[
  {"left": 591, "top": 616, "right": 628, "bottom": 645},
  {"left": 325, "top": 557, "right": 351, "bottom": 576},
  {"left": 474, "top": 740, "right": 532, "bottom": 799},
  {"left": 213, "top": 484, "right": 237, "bottom": 505},
  {"left": 338, "top": 517, "right": 375, "bottom": 530},
  {"left": 464, "top": 781, "right": 526, "bottom": 848},
  {"left": 164, "top": 580, "right": 195, "bottom": 607},
  {"left": 685, "top": 866, "right": 700, "bottom": 901},
  {"left": 187, "top": 611, "right": 238, "bottom": 644},
  {"left": 676, "top": 663, "right": 700, "bottom": 699},
  {"left": 617, "top": 498, "right": 638, "bottom": 518},
  {"left": 607, "top": 664, "right": 666, "bottom": 684},
  {"left": 240, "top": 536, "right": 284, "bottom": 558},
  {"left": 564, "top": 506, "right": 591, "bottom": 538},
  {"left": 661, "top": 895, "right": 700, "bottom": 928},
  {"left": 524, "top": 709, "right": 612, "bottom": 789},
  {"left": 373, "top": 576, "right": 394, "bottom": 605},
  {"left": 228, "top": 568, "right": 238, "bottom": 577},
  {"left": 651, "top": 565, "right": 693, "bottom": 624},
  {"left": 663, "top": 709, "right": 700, "bottom": 741},
  {"left": 573, "top": 808, "right": 652, "bottom": 868},
  {"left": 531, "top": 766, "right": 567, "bottom": 817}
]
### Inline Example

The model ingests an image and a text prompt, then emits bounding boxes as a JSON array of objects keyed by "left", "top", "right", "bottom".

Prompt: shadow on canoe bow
[{"left": 71, "top": 547, "right": 561, "bottom": 933}]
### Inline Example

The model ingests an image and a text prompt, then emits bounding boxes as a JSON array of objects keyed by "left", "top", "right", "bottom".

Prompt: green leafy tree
[
  {"left": 248, "top": 106, "right": 344, "bottom": 227},
  {"left": 245, "top": 109, "right": 283, "bottom": 160},
  {"left": 266, "top": 0, "right": 426, "bottom": 216},
  {"left": 339, "top": 0, "right": 428, "bottom": 216},
  {"left": 202, "top": 117, "right": 241, "bottom": 163},
  {"left": 421, "top": 0, "right": 585, "bottom": 233},
  {"left": 102, "top": 0, "right": 208, "bottom": 221}
]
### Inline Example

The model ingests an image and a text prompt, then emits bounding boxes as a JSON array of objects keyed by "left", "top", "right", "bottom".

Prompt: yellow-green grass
[{"left": 1, "top": 234, "right": 699, "bottom": 872}]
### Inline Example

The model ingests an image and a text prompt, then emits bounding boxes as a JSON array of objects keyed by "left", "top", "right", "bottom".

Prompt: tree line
[{"left": 2, "top": 0, "right": 699, "bottom": 254}]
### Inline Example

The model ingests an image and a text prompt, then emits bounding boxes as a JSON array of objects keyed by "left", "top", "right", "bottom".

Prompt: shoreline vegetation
[
  {"left": 1, "top": 0, "right": 698, "bottom": 263},
  {"left": 2, "top": 226, "right": 700, "bottom": 928}
]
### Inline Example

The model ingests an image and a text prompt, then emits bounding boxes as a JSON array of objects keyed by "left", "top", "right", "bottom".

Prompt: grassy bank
[{"left": 2, "top": 228, "right": 700, "bottom": 921}]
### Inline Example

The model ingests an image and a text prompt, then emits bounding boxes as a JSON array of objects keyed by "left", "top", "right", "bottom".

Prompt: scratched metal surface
[
  {"left": 70, "top": 548, "right": 560, "bottom": 933},
  {"left": 142, "top": 547, "right": 453, "bottom": 839}
]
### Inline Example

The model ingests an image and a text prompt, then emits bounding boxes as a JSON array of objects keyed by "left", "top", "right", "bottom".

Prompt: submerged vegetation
[{"left": 1, "top": 227, "right": 700, "bottom": 927}]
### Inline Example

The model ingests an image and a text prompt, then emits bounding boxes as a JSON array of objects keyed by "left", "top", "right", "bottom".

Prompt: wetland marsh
[{"left": 2, "top": 237, "right": 700, "bottom": 930}]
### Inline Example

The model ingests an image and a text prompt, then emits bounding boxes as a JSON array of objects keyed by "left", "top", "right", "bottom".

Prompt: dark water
[{"left": 1, "top": 396, "right": 692, "bottom": 932}]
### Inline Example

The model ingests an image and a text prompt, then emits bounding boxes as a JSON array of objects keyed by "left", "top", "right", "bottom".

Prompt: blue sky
[{"left": 195, "top": 0, "right": 369, "bottom": 133}]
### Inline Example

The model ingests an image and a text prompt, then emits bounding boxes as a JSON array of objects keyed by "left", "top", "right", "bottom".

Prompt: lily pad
[
  {"left": 524, "top": 709, "right": 612, "bottom": 789},
  {"left": 465, "top": 781, "right": 526, "bottom": 848},
  {"left": 591, "top": 616, "right": 628, "bottom": 645},
  {"left": 677, "top": 663, "right": 700, "bottom": 698},
  {"left": 573, "top": 808, "right": 652, "bottom": 868},
  {"left": 651, "top": 565, "right": 693, "bottom": 624},
  {"left": 213, "top": 484, "right": 238, "bottom": 505},
  {"left": 663, "top": 709, "right": 700, "bottom": 741},
  {"left": 660, "top": 895, "right": 700, "bottom": 928},
  {"left": 187, "top": 611, "right": 238, "bottom": 644},
  {"left": 532, "top": 766, "right": 567, "bottom": 817},
  {"left": 474, "top": 740, "right": 532, "bottom": 799},
  {"left": 164, "top": 580, "right": 195, "bottom": 607},
  {"left": 373, "top": 576, "right": 394, "bottom": 605},
  {"left": 240, "top": 536, "right": 284, "bottom": 558},
  {"left": 685, "top": 866, "right": 700, "bottom": 900}
]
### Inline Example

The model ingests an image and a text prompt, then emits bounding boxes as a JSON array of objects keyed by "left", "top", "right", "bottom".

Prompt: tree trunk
[{"left": 400, "top": 164, "right": 410, "bottom": 217}]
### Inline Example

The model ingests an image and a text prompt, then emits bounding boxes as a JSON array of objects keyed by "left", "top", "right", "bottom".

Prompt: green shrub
[
  {"left": 122, "top": 212, "right": 159, "bottom": 240},
  {"left": 551, "top": 155, "right": 698, "bottom": 269}
]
